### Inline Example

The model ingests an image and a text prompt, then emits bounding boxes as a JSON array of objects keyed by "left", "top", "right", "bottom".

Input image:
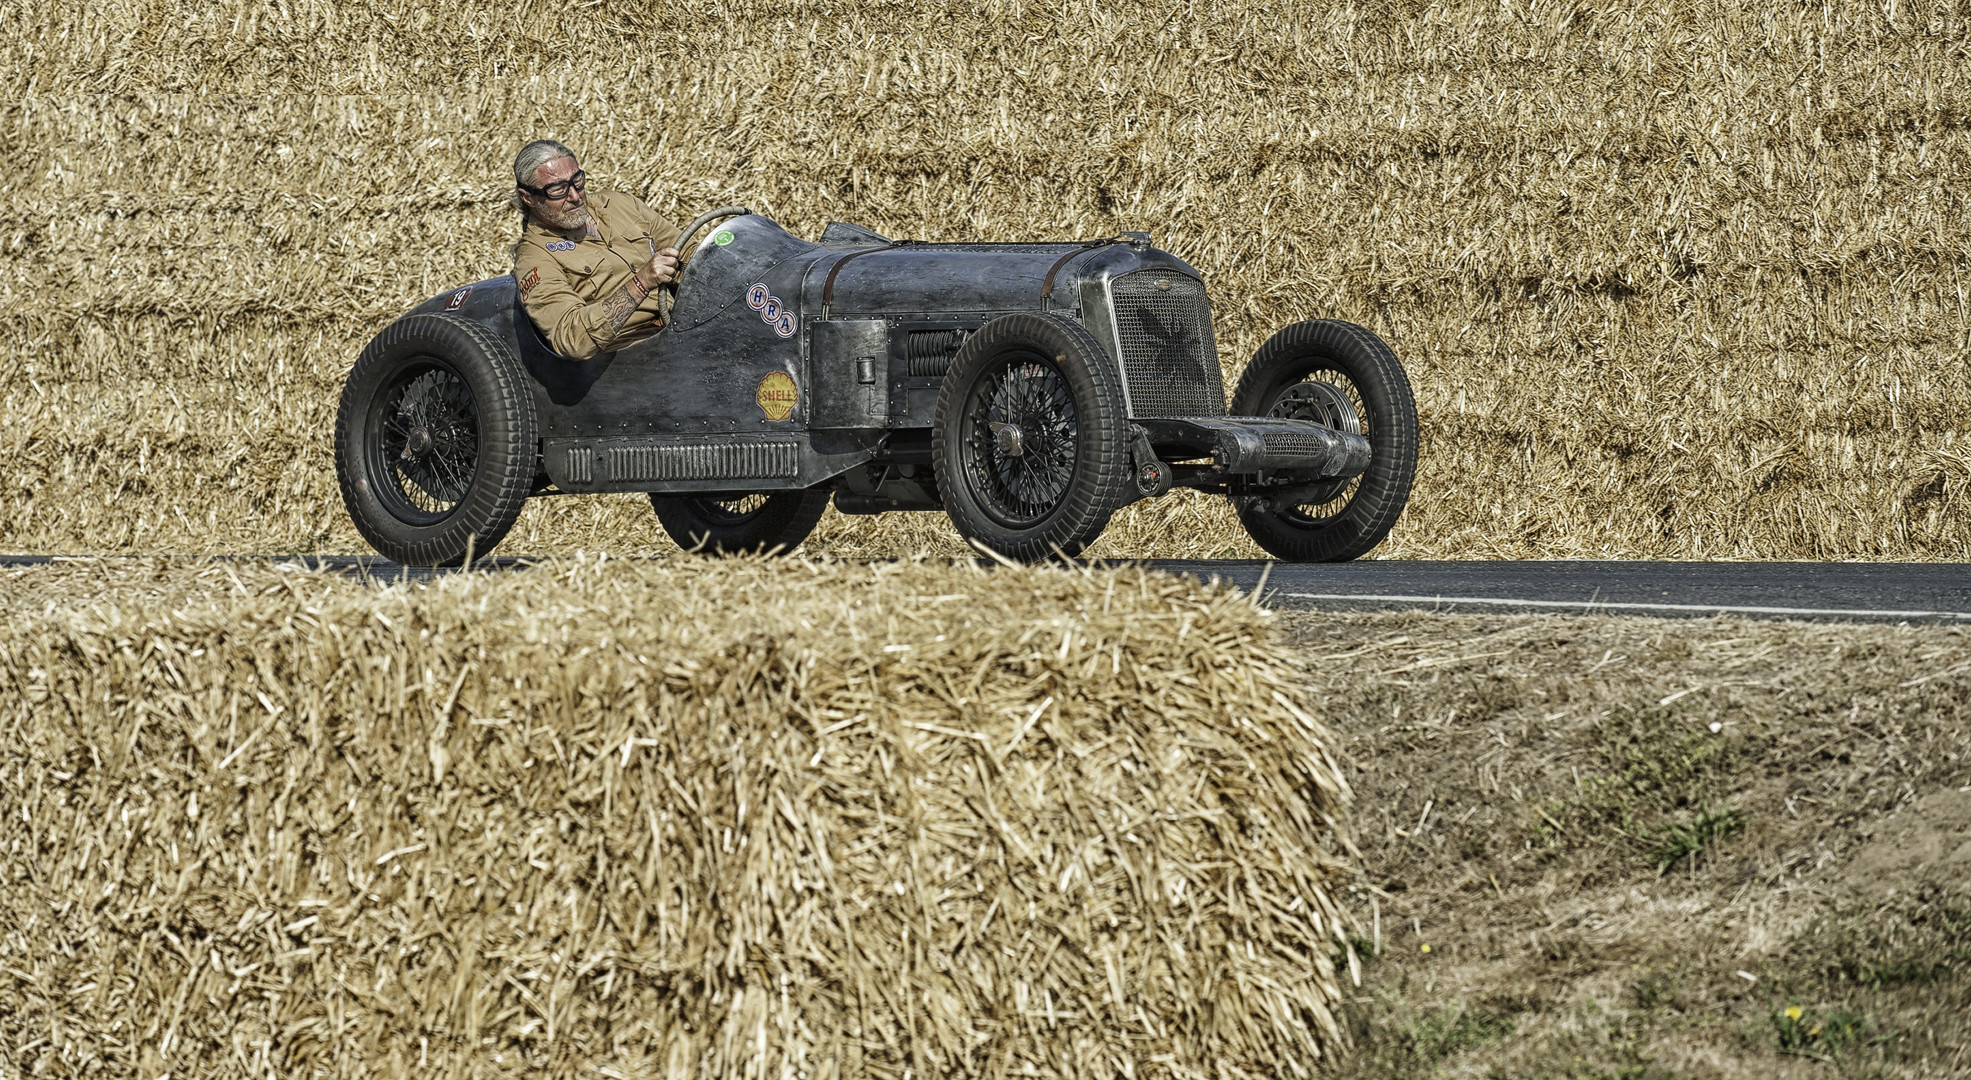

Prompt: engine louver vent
[
  {"left": 1108, "top": 271, "right": 1225, "bottom": 418},
  {"left": 606, "top": 441, "right": 800, "bottom": 483},
  {"left": 905, "top": 329, "right": 968, "bottom": 377}
]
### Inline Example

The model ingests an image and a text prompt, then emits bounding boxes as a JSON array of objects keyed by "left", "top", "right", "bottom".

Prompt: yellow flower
[
  {"left": 1809, "top": 1025, "right": 1822, "bottom": 1037},
  {"left": 1785, "top": 1006, "right": 1803, "bottom": 1021},
  {"left": 1420, "top": 944, "right": 1432, "bottom": 953}
]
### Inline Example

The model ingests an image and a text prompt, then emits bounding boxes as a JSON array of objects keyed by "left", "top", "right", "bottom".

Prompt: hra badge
[
  {"left": 744, "top": 281, "right": 798, "bottom": 338},
  {"left": 756, "top": 372, "right": 798, "bottom": 422},
  {"left": 714, "top": 230, "right": 735, "bottom": 246},
  {"left": 444, "top": 286, "right": 472, "bottom": 311}
]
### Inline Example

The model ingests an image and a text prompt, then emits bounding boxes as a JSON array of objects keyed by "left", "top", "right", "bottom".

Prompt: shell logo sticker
[
  {"left": 745, "top": 281, "right": 798, "bottom": 338},
  {"left": 756, "top": 371, "right": 798, "bottom": 421}
]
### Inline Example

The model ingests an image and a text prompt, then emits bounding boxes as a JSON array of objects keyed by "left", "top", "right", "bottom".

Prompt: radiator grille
[
  {"left": 605, "top": 441, "right": 801, "bottom": 483},
  {"left": 1109, "top": 271, "right": 1224, "bottom": 418}
]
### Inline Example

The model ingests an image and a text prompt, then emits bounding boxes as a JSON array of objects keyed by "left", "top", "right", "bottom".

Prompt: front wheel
[
  {"left": 650, "top": 491, "right": 830, "bottom": 555},
  {"left": 932, "top": 313, "right": 1133, "bottom": 561},
  {"left": 1231, "top": 319, "right": 1418, "bottom": 562},
  {"left": 334, "top": 313, "right": 538, "bottom": 565}
]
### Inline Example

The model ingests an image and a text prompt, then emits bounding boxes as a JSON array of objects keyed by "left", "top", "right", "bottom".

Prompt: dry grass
[
  {"left": 2, "top": 2, "right": 1968, "bottom": 558},
  {"left": 1281, "top": 609, "right": 1971, "bottom": 1078},
  {"left": 0, "top": 557, "right": 1356, "bottom": 1079}
]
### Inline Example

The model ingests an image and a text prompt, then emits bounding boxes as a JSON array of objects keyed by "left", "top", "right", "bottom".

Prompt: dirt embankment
[{"left": 1288, "top": 610, "right": 1971, "bottom": 1079}]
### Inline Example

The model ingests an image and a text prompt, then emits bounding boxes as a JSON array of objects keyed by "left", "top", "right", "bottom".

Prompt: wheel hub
[
  {"left": 1269, "top": 380, "right": 1362, "bottom": 434},
  {"left": 990, "top": 422, "right": 1025, "bottom": 457},
  {"left": 402, "top": 426, "right": 435, "bottom": 460}
]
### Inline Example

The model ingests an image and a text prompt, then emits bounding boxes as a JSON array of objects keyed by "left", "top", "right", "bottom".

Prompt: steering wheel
[{"left": 657, "top": 205, "right": 750, "bottom": 324}]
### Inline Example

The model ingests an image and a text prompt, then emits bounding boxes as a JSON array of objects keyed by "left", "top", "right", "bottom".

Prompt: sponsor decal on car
[
  {"left": 745, "top": 282, "right": 798, "bottom": 338},
  {"left": 545, "top": 240, "right": 577, "bottom": 252},
  {"left": 714, "top": 230, "right": 734, "bottom": 246},
  {"left": 444, "top": 286, "right": 472, "bottom": 311},
  {"left": 519, "top": 268, "right": 539, "bottom": 296},
  {"left": 756, "top": 371, "right": 798, "bottom": 422}
]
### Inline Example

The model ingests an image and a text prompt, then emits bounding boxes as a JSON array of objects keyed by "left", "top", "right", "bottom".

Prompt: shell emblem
[{"left": 756, "top": 372, "right": 798, "bottom": 422}]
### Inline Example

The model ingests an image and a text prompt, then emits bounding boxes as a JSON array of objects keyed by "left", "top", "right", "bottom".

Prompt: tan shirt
[{"left": 513, "top": 191, "right": 683, "bottom": 360}]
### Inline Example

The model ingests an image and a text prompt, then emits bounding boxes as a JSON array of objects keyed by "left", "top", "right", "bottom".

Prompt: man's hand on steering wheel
[{"left": 642, "top": 246, "right": 681, "bottom": 289}]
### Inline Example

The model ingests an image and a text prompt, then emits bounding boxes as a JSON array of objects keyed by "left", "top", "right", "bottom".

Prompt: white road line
[{"left": 1278, "top": 592, "right": 1971, "bottom": 621}]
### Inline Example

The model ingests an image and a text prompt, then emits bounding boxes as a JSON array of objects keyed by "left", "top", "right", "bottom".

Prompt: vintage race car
[{"left": 334, "top": 209, "right": 1418, "bottom": 564}]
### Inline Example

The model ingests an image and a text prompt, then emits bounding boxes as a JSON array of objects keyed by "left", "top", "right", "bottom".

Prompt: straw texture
[
  {"left": 3, "top": 4, "right": 1967, "bottom": 558},
  {"left": 0, "top": 557, "right": 1357, "bottom": 1078}
]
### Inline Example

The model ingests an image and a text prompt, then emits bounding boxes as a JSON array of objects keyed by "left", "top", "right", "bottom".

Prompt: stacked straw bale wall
[
  {"left": 3, "top": 2, "right": 1969, "bottom": 558},
  {"left": 0, "top": 558, "right": 1357, "bottom": 1078}
]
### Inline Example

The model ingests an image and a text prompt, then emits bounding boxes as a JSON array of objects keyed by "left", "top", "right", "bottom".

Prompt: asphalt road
[
  {"left": 6, "top": 555, "right": 1966, "bottom": 623},
  {"left": 1149, "top": 559, "right": 1971, "bottom": 623}
]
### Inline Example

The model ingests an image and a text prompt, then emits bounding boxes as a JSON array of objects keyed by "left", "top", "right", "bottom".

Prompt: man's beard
[{"left": 536, "top": 201, "right": 592, "bottom": 233}]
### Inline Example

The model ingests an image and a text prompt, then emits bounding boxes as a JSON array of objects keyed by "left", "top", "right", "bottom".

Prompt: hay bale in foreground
[{"left": 0, "top": 557, "right": 1357, "bottom": 1079}]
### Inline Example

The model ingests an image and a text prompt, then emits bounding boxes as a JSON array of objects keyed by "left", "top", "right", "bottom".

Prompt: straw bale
[
  {"left": 2, "top": 2, "right": 1969, "bottom": 557},
  {"left": 0, "top": 557, "right": 1357, "bottom": 1078}
]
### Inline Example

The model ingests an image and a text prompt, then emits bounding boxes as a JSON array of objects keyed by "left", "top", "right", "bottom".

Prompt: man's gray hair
[{"left": 509, "top": 139, "right": 578, "bottom": 211}]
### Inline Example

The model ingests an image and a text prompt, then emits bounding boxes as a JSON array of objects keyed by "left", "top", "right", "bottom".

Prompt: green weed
[
  {"left": 1649, "top": 807, "right": 1745, "bottom": 872},
  {"left": 1772, "top": 1005, "right": 1869, "bottom": 1055},
  {"left": 1520, "top": 708, "right": 1750, "bottom": 870}
]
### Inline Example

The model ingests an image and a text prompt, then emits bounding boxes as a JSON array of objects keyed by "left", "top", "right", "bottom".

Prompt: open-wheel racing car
[{"left": 334, "top": 209, "right": 1418, "bottom": 564}]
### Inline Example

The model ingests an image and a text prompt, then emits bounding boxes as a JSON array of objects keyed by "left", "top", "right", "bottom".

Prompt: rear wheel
[
  {"left": 334, "top": 313, "right": 537, "bottom": 565},
  {"left": 1231, "top": 319, "right": 1417, "bottom": 562},
  {"left": 932, "top": 312, "right": 1132, "bottom": 561},
  {"left": 650, "top": 490, "right": 830, "bottom": 554}
]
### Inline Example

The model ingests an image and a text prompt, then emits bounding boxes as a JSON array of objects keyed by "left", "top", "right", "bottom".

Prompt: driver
[{"left": 510, "top": 139, "right": 683, "bottom": 360}]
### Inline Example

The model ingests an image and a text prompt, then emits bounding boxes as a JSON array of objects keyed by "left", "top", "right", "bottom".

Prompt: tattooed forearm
[{"left": 602, "top": 283, "right": 640, "bottom": 333}]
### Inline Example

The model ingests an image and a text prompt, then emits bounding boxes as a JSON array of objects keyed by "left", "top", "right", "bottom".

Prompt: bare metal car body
[{"left": 336, "top": 210, "right": 1414, "bottom": 564}]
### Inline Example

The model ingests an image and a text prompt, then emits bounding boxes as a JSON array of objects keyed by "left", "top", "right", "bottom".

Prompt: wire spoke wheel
[
  {"left": 961, "top": 356, "right": 1079, "bottom": 528},
  {"left": 367, "top": 362, "right": 481, "bottom": 523},
  {"left": 335, "top": 312, "right": 537, "bottom": 565},
  {"left": 932, "top": 313, "right": 1131, "bottom": 562},
  {"left": 1230, "top": 319, "right": 1417, "bottom": 562}
]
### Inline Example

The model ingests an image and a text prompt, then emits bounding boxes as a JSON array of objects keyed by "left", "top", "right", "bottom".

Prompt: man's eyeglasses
[{"left": 520, "top": 171, "right": 586, "bottom": 201}]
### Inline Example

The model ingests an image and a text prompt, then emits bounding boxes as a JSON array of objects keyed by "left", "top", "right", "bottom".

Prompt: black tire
[
  {"left": 1231, "top": 319, "right": 1418, "bottom": 562},
  {"left": 650, "top": 491, "right": 830, "bottom": 555},
  {"left": 932, "top": 312, "right": 1133, "bottom": 561},
  {"left": 334, "top": 313, "right": 538, "bottom": 565}
]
